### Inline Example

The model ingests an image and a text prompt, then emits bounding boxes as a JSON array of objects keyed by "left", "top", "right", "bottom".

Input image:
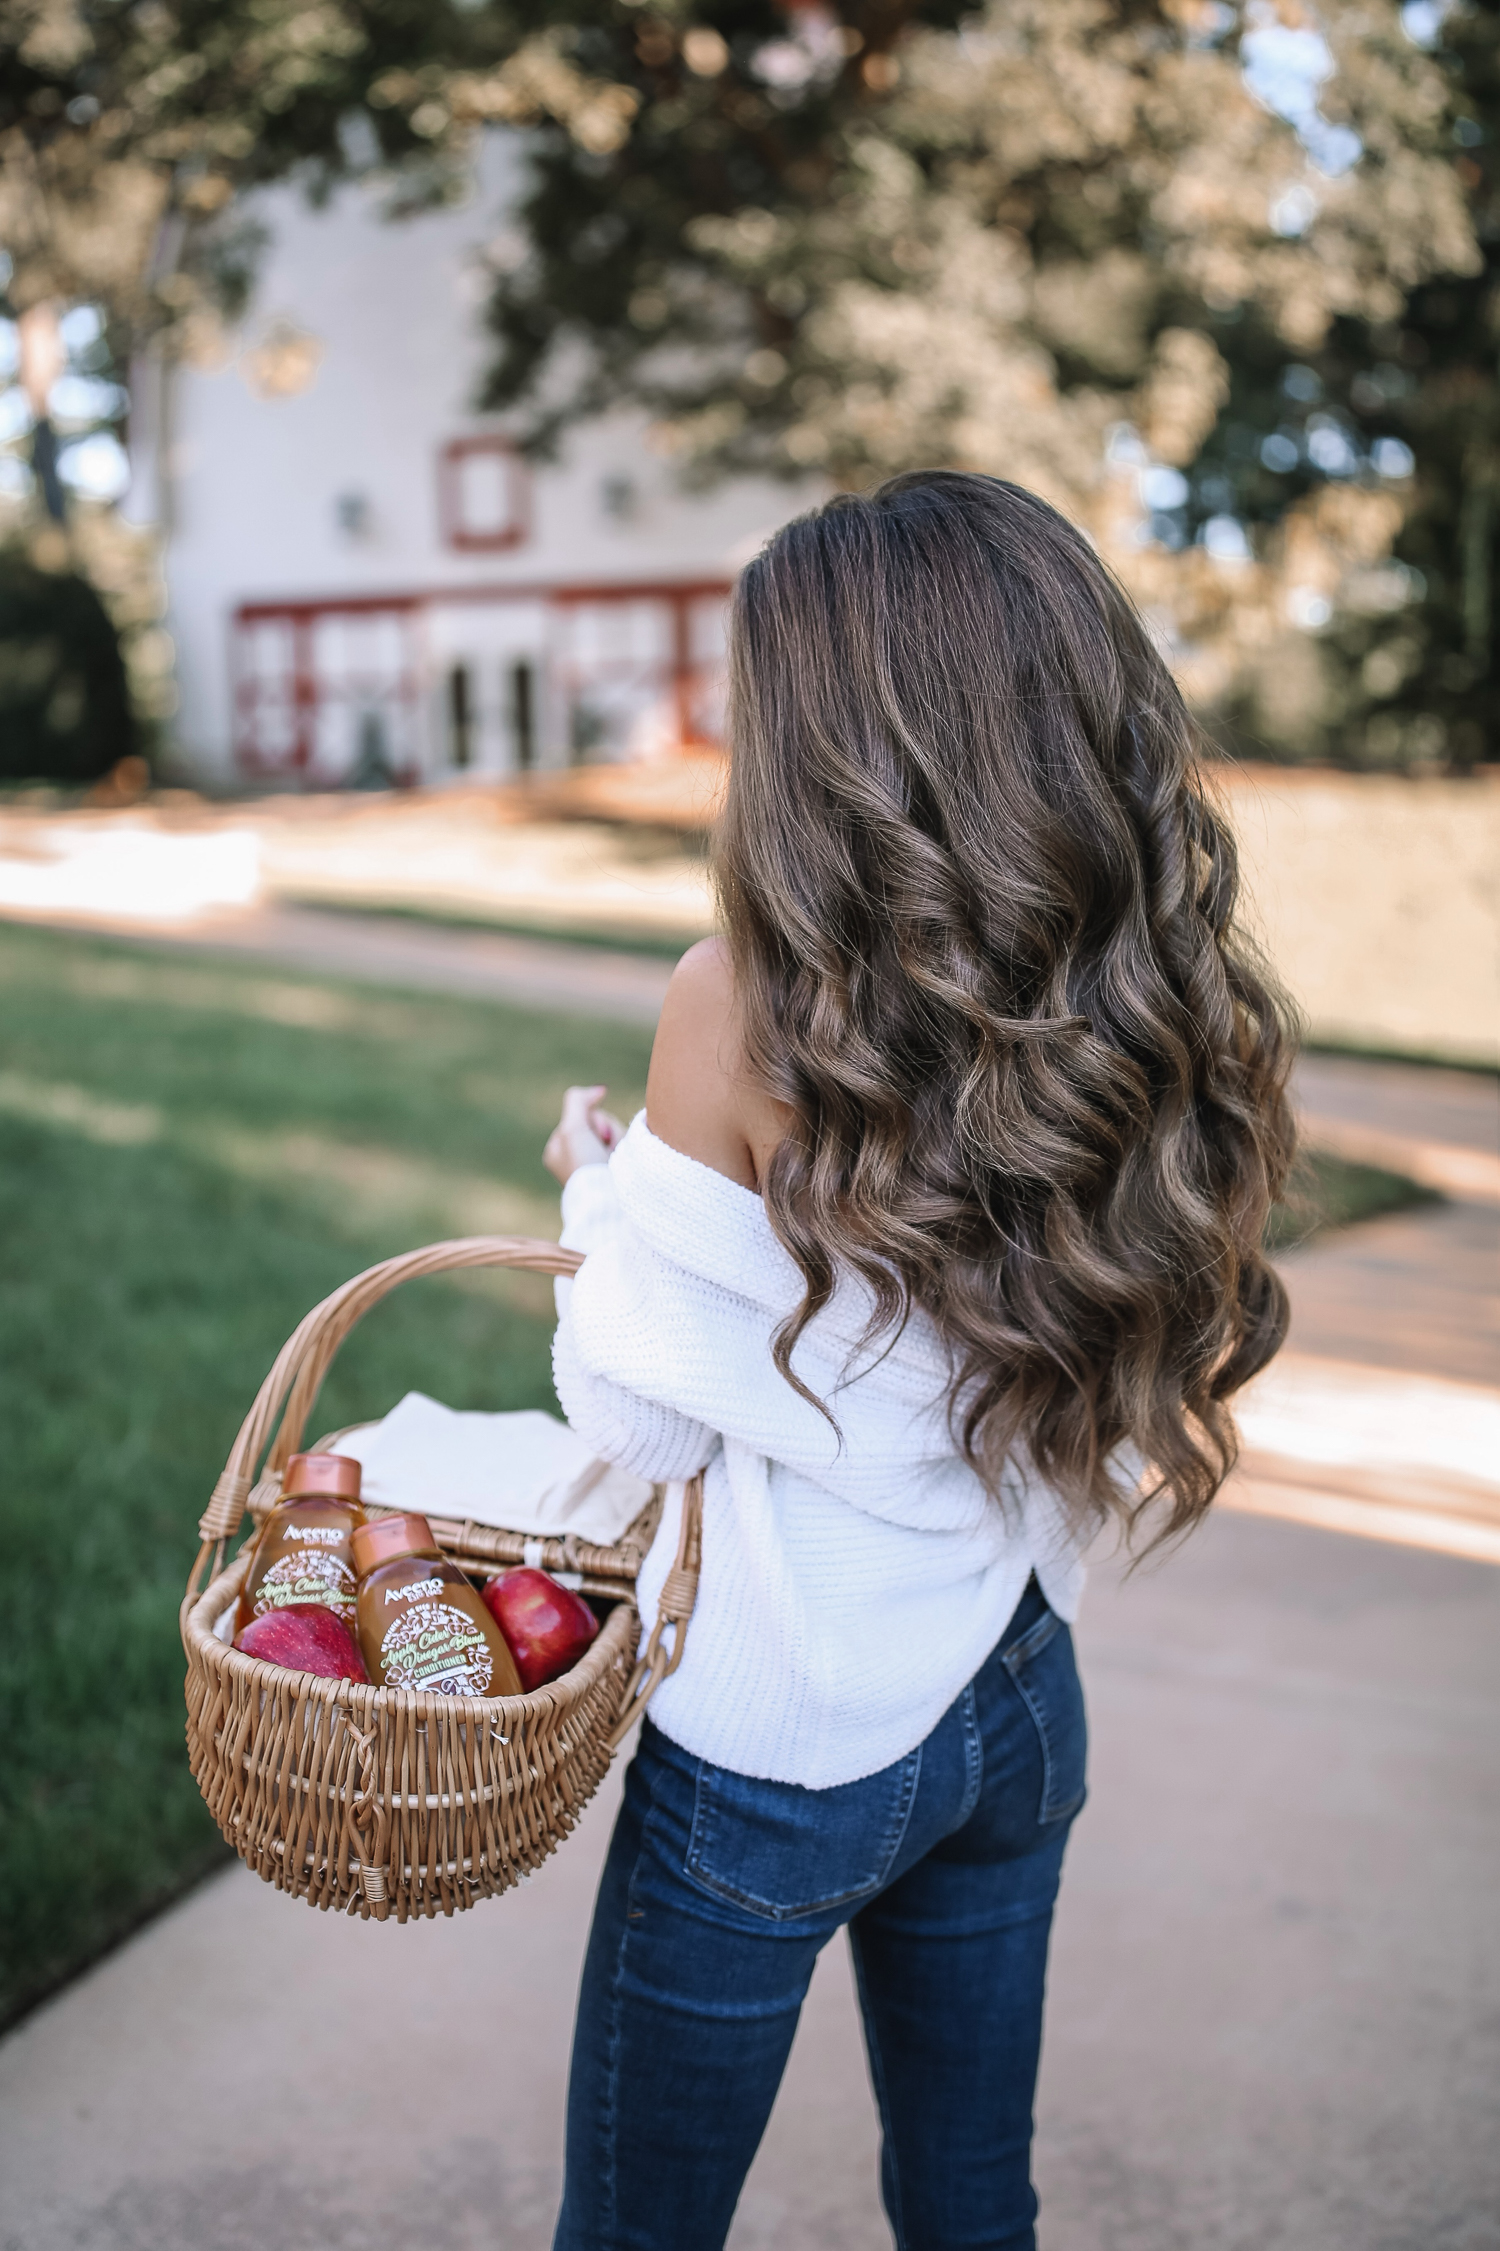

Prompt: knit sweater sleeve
[{"left": 552, "top": 1161, "right": 718, "bottom": 1484}]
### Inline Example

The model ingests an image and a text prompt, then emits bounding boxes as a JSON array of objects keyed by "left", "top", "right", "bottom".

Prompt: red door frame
[{"left": 230, "top": 577, "right": 732, "bottom": 781}]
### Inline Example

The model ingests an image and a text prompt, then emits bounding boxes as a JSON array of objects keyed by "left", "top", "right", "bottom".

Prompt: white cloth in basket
[{"left": 329, "top": 1392, "right": 652, "bottom": 1544}]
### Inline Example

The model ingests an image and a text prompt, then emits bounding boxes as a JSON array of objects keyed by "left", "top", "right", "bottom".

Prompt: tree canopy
[
  {"left": 470, "top": 0, "right": 1492, "bottom": 768},
  {"left": 0, "top": 0, "right": 1493, "bottom": 768}
]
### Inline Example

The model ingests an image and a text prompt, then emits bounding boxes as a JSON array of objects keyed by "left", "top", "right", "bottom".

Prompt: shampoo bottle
[{"left": 234, "top": 1451, "right": 366, "bottom": 1637}]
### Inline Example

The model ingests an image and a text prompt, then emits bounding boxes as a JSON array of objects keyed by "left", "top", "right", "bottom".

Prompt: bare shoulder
[
  {"left": 653, "top": 937, "right": 742, "bottom": 1081},
  {"left": 646, "top": 937, "right": 758, "bottom": 1188},
  {"left": 661, "top": 933, "right": 738, "bottom": 1028}
]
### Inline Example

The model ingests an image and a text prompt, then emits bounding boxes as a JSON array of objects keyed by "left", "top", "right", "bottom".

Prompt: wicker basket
[{"left": 181, "top": 1236, "right": 702, "bottom": 1922}]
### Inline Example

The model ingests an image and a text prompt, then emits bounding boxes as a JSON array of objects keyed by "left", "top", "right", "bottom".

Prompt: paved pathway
[
  {"left": 2, "top": 904, "right": 1497, "bottom": 2250},
  {"left": 1279, "top": 1191, "right": 1497, "bottom": 1387},
  {"left": 1295, "top": 1049, "right": 1500, "bottom": 1204},
  {"left": 1296, "top": 1047, "right": 1498, "bottom": 1161}
]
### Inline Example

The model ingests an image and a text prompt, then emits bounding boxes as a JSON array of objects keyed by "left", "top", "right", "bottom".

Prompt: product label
[
  {"left": 253, "top": 1549, "right": 356, "bottom": 1622},
  {"left": 384, "top": 1577, "right": 443, "bottom": 1607},
  {"left": 283, "top": 1524, "right": 345, "bottom": 1546},
  {"left": 377, "top": 1600, "right": 499, "bottom": 1697}
]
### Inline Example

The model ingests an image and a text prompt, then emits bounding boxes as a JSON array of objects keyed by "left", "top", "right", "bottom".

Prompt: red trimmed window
[{"left": 438, "top": 435, "right": 529, "bottom": 552}]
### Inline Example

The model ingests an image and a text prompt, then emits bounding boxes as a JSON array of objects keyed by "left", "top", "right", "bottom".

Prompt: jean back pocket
[{"left": 685, "top": 1747, "right": 922, "bottom": 1923}]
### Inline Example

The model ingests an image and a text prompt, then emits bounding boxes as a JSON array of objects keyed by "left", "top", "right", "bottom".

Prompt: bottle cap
[
  {"left": 350, "top": 1512, "right": 441, "bottom": 1579},
  {"left": 282, "top": 1451, "right": 363, "bottom": 1504}
]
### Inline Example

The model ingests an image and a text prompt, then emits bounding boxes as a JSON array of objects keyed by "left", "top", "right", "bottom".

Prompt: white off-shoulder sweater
[{"left": 553, "top": 1115, "right": 1086, "bottom": 1789}]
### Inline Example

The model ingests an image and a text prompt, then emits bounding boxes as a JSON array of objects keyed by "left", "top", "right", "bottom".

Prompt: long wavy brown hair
[{"left": 716, "top": 470, "right": 1298, "bottom": 1551}]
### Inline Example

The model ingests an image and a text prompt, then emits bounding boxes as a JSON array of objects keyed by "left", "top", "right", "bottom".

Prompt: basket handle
[
  {"left": 189, "top": 1235, "right": 584, "bottom": 1591},
  {"left": 189, "top": 1232, "right": 707, "bottom": 1749}
]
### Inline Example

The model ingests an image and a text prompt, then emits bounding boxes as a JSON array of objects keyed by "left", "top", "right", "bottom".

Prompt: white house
[{"left": 135, "top": 141, "right": 811, "bottom": 789}]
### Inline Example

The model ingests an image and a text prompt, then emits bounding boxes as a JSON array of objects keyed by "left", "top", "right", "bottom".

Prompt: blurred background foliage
[
  {"left": 0, "top": 539, "right": 133, "bottom": 779},
  {"left": 0, "top": 0, "right": 1494, "bottom": 774},
  {"left": 0, "top": 503, "right": 167, "bottom": 781}
]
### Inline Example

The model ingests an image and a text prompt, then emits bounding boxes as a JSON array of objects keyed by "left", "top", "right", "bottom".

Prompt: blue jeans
[{"left": 554, "top": 1576, "right": 1087, "bottom": 2251}]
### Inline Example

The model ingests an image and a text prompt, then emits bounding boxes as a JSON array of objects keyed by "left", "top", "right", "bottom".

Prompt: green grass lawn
[
  {"left": 0, "top": 922, "right": 653, "bottom": 2033},
  {"left": 0, "top": 919, "right": 1433, "bottom": 2033}
]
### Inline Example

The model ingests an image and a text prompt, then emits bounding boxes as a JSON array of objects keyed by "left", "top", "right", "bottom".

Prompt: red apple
[
  {"left": 481, "top": 1568, "right": 600, "bottom": 1691},
  {"left": 235, "top": 1603, "right": 370, "bottom": 1683}
]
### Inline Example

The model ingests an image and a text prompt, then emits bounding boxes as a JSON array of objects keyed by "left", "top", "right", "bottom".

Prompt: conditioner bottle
[{"left": 352, "top": 1513, "right": 523, "bottom": 1700}]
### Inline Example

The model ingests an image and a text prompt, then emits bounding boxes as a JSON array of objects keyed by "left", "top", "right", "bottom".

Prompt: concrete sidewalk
[{"left": 1294, "top": 1050, "right": 1500, "bottom": 1205}]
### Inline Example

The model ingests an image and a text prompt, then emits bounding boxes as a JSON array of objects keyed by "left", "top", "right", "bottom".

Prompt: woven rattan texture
[
  {"left": 179, "top": 1235, "right": 701, "bottom": 1921},
  {"left": 183, "top": 1550, "right": 640, "bottom": 1920}
]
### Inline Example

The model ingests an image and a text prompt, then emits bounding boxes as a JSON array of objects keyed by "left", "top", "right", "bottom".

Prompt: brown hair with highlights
[{"left": 716, "top": 470, "right": 1298, "bottom": 1550}]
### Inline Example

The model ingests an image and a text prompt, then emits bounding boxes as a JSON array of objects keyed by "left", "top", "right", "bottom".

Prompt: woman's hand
[{"left": 544, "top": 1084, "right": 626, "bottom": 1185}]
